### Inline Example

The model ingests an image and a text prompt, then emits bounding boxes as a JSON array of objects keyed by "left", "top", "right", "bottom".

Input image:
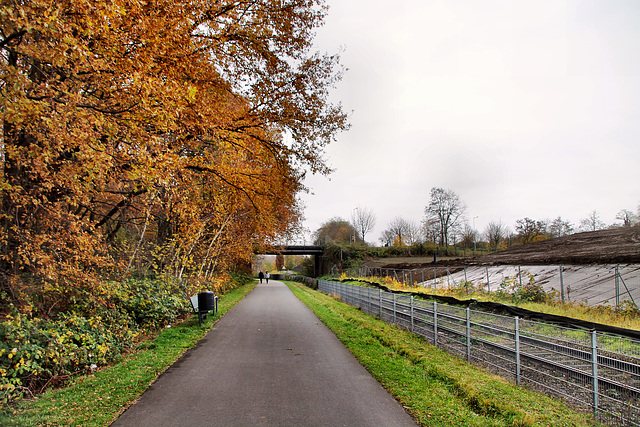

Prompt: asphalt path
[{"left": 112, "top": 280, "right": 417, "bottom": 426}]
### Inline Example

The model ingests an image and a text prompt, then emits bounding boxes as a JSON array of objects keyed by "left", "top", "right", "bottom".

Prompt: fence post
[
  {"left": 615, "top": 266, "right": 620, "bottom": 309},
  {"left": 515, "top": 316, "right": 521, "bottom": 385},
  {"left": 592, "top": 330, "right": 599, "bottom": 416},
  {"left": 393, "top": 293, "right": 397, "bottom": 324},
  {"left": 464, "top": 267, "right": 468, "bottom": 294},
  {"left": 486, "top": 266, "right": 490, "bottom": 292},
  {"left": 560, "top": 266, "right": 565, "bottom": 303},
  {"left": 466, "top": 307, "right": 471, "bottom": 362},
  {"left": 411, "top": 295, "right": 414, "bottom": 333},
  {"left": 518, "top": 265, "right": 522, "bottom": 287},
  {"left": 433, "top": 301, "right": 438, "bottom": 346}
]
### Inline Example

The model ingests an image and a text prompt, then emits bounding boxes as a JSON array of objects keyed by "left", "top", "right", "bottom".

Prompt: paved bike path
[{"left": 112, "top": 281, "right": 417, "bottom": 426}]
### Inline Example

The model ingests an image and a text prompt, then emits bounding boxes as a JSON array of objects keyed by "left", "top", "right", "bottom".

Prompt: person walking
[
  {"left": 258, "top": 271, "right": 264, "bottom": 284},
  {"left": 265, "top": 271, "right": 270, "bottom": 284}
]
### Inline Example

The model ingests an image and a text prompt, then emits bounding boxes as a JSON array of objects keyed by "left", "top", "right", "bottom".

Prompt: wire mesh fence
[
  {"left": 318, "top": 279, "right": 640, "bottom": 426},
  {"left": 340, "top": 264, "right": 640, "bottom": 309}
]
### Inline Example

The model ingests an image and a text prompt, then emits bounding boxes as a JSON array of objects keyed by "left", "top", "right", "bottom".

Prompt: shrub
[
  {"left": 514, "top": 280, "right": 548, "bottom": 303},
  {"left": 0, "top": 278, "right": 194, "bottom": 405},
  {"left": 112, "top": 279, "right": 189, "bottom": 331},
  {"left": 0, "top": 310, "right": 138, "bottom": 404},
  {"left": 496, "top": 272, "right": 554, "bottom": 304}
]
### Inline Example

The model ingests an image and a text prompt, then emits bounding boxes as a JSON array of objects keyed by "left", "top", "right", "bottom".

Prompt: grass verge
[
  {"left": 0, "top": 281, "right": 257, "bottom": 427},
  {"left": 286, "top": 281, "right": 600, "bottom": 427}
]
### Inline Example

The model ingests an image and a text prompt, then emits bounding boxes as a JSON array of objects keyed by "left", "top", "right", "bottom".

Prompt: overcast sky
[{"left": 297, "top": 0, "right": 640, "bottom": 244}]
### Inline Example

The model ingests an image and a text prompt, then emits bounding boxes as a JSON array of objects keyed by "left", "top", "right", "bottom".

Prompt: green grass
[
  {"left": 0, "top": 282, "right": 257, "bottom": 427},
  {"left": 286, "top": 280, "right": 601, "bottom": 427}
]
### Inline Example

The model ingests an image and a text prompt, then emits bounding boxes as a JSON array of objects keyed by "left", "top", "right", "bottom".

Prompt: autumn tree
[
  {"left": 580, "top": 211, "right": 606, "bottom": 232},
  {"left": 379, "top": 230, "right": 394, "bottom": 247},
  {"left": 380, "top": 217, "right": 419, "bottom": 247},
  {"left": 1, "top": 0, "right": 348, "bottom": 314},
  {"left": 484, "top": 221, "right": 506, "bottom": 250},
  {"left": 350, "top": 206, "right": 376, "bottom": 244},
  {"left": 616, "top": 209, "right": 638, "bottom": 227},
  {"left": 313, "top": 217, "right": 357, "bottom": 245},
  {"left": 460, "top": 224, "right": 477, "bottom": 251},
  {"left": 515, "top": 218, "right": 547, "bottom": 244},
  {"left": 386, "top": 218, "right": 408, "bottom": 247},
  {"left": 424, "top": 188, "right": 467, "bottom": 246},
  {"left": 548, "top": 217, "right": 574, "bottom": 238},
  {"left": 405, "top": 220, "right": 423, "bottom": 245},
  {"left": 423, "top": 217, "right": 440, "bottom": 245}
]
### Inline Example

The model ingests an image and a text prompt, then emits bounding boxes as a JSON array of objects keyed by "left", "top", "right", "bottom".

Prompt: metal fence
[
  {"left": 340, "top": 264, "right": 640, "bottom": 309},
  {"left": 318, "top": 279, "right": 640, "bottom": 426}
]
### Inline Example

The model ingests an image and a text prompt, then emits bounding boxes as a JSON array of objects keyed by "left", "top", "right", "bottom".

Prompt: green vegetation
[
  {"left": 0, "top": 282, "right": 256, "bottom": 426},
  {"left": 340, "top": 274, "right": 640, "bottom": 331},
  {"left": 287, "top": 280, "right": 600, "bottom": 427}
]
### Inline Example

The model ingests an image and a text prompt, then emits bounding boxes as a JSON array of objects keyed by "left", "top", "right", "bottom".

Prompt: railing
[
  {"left": 339, "top": 264, "right": 640, "bottom": 309},
  {"left": 318, "top": 279, "right": 640, "bottom": 426}
]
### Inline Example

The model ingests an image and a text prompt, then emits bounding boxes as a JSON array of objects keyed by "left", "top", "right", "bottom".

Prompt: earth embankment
[{"left": 372, "top": 226, "right": 640, "bottom": 270}]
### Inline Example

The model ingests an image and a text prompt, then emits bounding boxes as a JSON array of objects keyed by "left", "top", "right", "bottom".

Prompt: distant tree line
[{"left": 312, "top": 187, "right": 640, "bottom": 252}]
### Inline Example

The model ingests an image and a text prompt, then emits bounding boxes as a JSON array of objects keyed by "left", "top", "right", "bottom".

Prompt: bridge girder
[{"left": 261, "top": 245, "right": 324, "bottom": 256}]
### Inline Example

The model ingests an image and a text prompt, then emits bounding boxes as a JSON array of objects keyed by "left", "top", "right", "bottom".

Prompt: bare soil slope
[
  {"left": 474, "top": 225, "right": 640, "bottom": 266},
  {"left": 376, "top": 226, "right": 640, "bottom": 269}
]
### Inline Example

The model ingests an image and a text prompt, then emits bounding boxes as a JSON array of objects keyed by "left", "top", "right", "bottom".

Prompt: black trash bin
[{"left": 198, "top": 291, "right": 216, "bottom": 313}]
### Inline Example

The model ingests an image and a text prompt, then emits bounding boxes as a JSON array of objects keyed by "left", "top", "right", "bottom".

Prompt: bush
[
  {"left": 0, "top": 310, "right": 138, "bottom": 404},
  {"left": 514, "top": 280, "right": 549, "bottom": 303},
  {"left": 0, "top": 278, "right": 193, "bottom": 405},
  {"left": 112, "top": 279, "right": 189, "bottom": 331},
  {"left": 496, "top": 272, "right": 552, "bottom": 304}
]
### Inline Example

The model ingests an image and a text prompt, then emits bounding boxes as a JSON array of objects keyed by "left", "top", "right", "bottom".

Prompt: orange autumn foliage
[{"left": 1, "top": 0, "right": 348, "bottom": 316}]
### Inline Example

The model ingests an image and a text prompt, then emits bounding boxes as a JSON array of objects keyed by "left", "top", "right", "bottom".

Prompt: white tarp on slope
[{"left": 418, "top": 264, "right": 640, "bottom": 307}]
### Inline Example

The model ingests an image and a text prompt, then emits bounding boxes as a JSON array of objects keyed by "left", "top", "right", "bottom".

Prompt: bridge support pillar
[{"left": 314, "top": 254, "right": 324, "bottom": 277}]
